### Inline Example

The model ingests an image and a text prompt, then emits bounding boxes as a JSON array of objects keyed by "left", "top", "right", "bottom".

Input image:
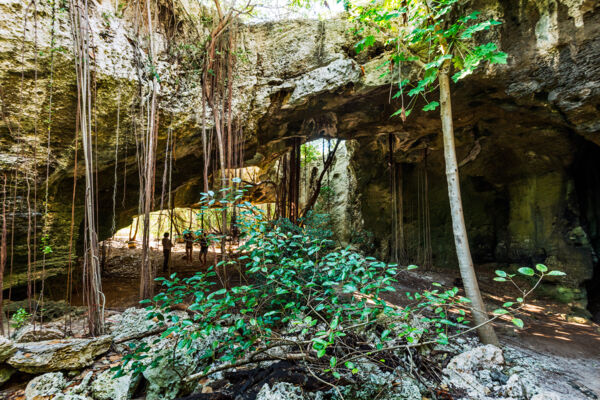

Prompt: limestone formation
[
  {"left": 25, "top": 372, "right": 67, "bottom": 400},
  {"left": 8, "top": 336, "right": 112, "bottom": 374},
  {"left": 90, "top": 368, "right": 140, "bottom": 400},
  {"left": 0, "top": 335, "right": 16, "bottom": 362},
  {"left": 256, "top": 382, "right": 306, "bottom": 400},
  {"left": 14, "top": 325, "right": 65, "bottom": 343}
]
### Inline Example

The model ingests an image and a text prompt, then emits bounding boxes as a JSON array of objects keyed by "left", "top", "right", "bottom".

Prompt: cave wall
[{"left": 0, "top": 0, "right": 599, "bottom": 311}]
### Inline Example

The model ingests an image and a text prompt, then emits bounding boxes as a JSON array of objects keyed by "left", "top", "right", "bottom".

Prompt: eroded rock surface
[
  {"left": 8, "top": 336, "right": 112, "bottom": 374},
  {"left": 0, "top": 335, "right": 16, "bottom": 362},
  {"left": 14, "top": 325, "right": 65, "bottom": 343},
  {"left": 25, "top": 372, "right": 67, "bottom": 400}
]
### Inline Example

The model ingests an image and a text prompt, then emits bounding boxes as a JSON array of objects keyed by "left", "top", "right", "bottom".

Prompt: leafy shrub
[
  {"left": 12, "top": 307, "right": 31, "bottom": 329},
  {"left": 115, "top": 185, "right": 565, "bottom": 386}
]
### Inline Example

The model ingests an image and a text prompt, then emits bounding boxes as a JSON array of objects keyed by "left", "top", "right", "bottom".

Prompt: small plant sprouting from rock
[{"left": 12, "top": 307, "right": 31, "bottom": 330}]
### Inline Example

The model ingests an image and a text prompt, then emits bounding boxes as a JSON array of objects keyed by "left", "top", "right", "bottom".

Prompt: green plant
[
  {"left": 345, "top": 0, "right": 508, "bottom": 345},
  {"left": 491, "top": 264, "right": 565, "bottom": 328},
  {"left": 40, "top": 234, "right": 53, "bottom": 255},
  {"left": 301, "top": 143, "right": 320, "bottom": 167},
  {"left": 12, "top": 308, "right": 31, "bottom": 329},
  {"left": 114, "top": 185, "right": 564, "bottom": 391}
]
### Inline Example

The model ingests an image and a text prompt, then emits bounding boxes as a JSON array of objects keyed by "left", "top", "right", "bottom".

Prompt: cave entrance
[{"left": 572, "top": 139, "right": 600, "bottom": 321}]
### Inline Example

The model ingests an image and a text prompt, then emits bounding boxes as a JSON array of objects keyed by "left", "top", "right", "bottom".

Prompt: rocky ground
[
  {"left": 0, "top": 241, "right": 598, "bottom": 400},
  {"left": 0, "top": 305, "right": 597, "bottom": 400}
]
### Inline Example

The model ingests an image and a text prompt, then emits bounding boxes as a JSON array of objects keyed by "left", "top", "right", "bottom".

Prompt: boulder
[
  {"left": 531, "top": 391, "right": 561, "bottom": 400},
  {"left": 8, "top": 336, "right": 112, "bottom": 374},
  {"left": 14, "top": 325, "right": 65, "bottom": 343},
  {"left": 54, "top": 395, "right": 93, "bottom": 400},
  {"left": 108, "top": 307, "right": 161, "bottom": 343},
  {"left": 0, "top": 335, "right": 16, "bottom": 362},
  {"left": 344, "top": 361, "right": 422, "bottom": 400},
  {"left": 445, "top": 344, "right": 504, "bottom": 372},
  {"left": 67, "top": 371, "right": 94, "bottom": 395},
  {"left": 90, "top": 368, "right": 140, "bottom": 400},
  {"left": 25, "top": 372, "right": 66, "bottom": 400},
  {"left": 143, "top": 342, "right": 197, "bottom": 400},
  {"left": 256, "top": 382, "right": 306, "bottom": 400},
  {"left": 443, "top": 345, "right": 505, "bottom": 398}
]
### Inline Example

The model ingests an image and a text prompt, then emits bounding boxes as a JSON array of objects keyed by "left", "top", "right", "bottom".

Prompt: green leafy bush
[
  {"left": 115, "top": 185, "right": 565, "bottom": 385},
  {"left": 12, "top": 307, "right": 31, "bottom": 329}
]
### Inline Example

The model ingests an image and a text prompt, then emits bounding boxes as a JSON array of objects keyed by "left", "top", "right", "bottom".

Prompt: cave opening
[{"left": 572, "top": 138, "right": 600, "bottom": 321}]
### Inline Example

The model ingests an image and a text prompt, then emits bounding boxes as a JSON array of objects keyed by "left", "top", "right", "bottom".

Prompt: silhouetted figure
[
  {"left": 199, "top": 233, "right": 209, "bottom": 265},
  {"left": 161, "top": 232, "right": 173, "bottom": 272},
  {"left": 184, "top": 232, "right": 194, "bottom": 264}
]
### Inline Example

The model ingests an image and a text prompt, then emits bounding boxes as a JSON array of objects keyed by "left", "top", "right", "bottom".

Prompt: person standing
[
  {"left": 199, "top": 233, "right": 209, "bottom": 266},
  {"left": 161, "top": 232, "right": 173, "bottom": 273},
  {"left": 184, "top": 232, "right": 194, "bottom": 264}
]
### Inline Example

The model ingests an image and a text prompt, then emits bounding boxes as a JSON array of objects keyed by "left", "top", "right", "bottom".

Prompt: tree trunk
[{"left": 439, "top": 65, "right": 499, "bottom": 346}]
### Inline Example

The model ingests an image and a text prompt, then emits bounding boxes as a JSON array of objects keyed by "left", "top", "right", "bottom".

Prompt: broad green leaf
[
  {"left": 517, "top": 267, "right": 535, "bottom": 276},
  {"left": 547, "top": 270, "right": 566, "bottom": 276},
  {"left": 535, "top": 264, "right": 548, "bottom": 273},
  {"left": 423, "top": 101, "right": 440, "bottom": 111},
  {"left": 511, "top": 318, "right": 524, "bottom": 328}
]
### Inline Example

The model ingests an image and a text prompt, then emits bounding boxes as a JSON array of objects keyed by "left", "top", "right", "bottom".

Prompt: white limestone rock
[
  {"left": 25, "top": 372, "right": 66, "bottom": 400},
  {"left": 256, "top": 382, "right": 306, "bottom": 400},
  {"left": 8, "top": 336, "right": 112, "bottom": 374},
  {"left": 90, "top": 368, "right": 140, "bottom": 400}
]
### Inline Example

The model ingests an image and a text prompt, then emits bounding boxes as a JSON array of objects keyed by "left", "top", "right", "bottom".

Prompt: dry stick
[
  {"left": 157, "top": 117, "right": 172, "bottom": 241},
  {"left": 111, "top": 77, "right": 122, "bottom": 238},
  {"left": 26, "top": 177, "right": 32, "bottom": 313},
  {"left": 39, "top": 0, "right": 57, "bottom": 327},
  {"left": 70, "top": 0, "right": 105, "bottom": 335},
  {"left": 32, "top": 0, "right": 40, "bottom": 326},
  {"left": 0, "top": 175, "right": 7, "bottom": 335},
  {"left": 140, "top": 0, "right": 160, "bottom": 300}
]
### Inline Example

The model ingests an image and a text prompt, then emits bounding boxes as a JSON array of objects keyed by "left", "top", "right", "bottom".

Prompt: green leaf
[
  {"left": 342, "top": 284, "right": 358, "bottom": 293},
  {"left": 495, "top": 270, "right": 507, "bottom": 277},
  {"left": 535, "top": 264, "right": 548, "bottom": 273},
  {"left": 493, "top": 309, "right": 509, "bottom": 315},
  {"left": 407, "top": 265, "right": 418, "bottom": 270},
  {"left": 330, "top": 356, "right": 337, "bottom": 368},
  {"left": 511, "top": 318, "right": 524, "bottom": 328},
  {"left": 517, "top": 267, "right": 535, "bottom": 276},
  {"left": 488, "top": 51, "right": 507, "bottom": 64},
  {"left": 422, "top": 101, "right": 440, "bottom": 111},
  {"left": 493, "top": 277, "right": 506, "bottom": 282},
  {"left": 547, "top": 270, "right": 566, "bottom": 276}
]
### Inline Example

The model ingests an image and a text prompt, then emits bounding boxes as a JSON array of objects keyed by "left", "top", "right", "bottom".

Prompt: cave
[{"left": 0, "top": 0, "right": 599, "bottom": 397}]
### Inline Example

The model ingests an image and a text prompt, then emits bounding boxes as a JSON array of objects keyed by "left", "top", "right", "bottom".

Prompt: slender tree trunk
[{"left": 439, "top": 66, "right": 499, "bottom": 346}]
